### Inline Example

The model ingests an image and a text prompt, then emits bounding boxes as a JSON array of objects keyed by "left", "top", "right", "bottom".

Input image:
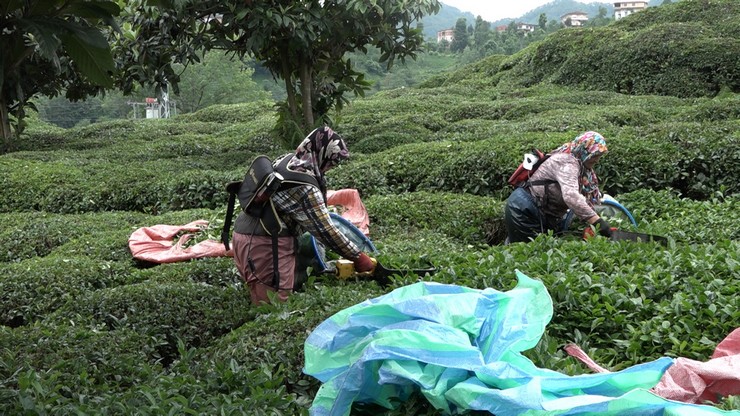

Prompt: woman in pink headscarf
[{"left": 504, "top": 131, "right": 612, "bottom": 243}]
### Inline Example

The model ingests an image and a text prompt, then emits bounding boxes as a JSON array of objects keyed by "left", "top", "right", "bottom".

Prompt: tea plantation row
[
  {"left": 3, "top": 89, "right": 738, "bottom": 217},
  {"left": 2, "top": 0, "right": 739, "bottom": 411},
  {"left": 0, "top": 188, "right": 738, "bottom": 413}
]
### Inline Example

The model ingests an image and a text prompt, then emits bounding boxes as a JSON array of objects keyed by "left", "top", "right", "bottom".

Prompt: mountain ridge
[{"left": 422, "top": 0, "right": 679, "bottom": 38}]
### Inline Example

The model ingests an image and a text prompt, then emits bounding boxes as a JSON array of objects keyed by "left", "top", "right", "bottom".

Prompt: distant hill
[
  {"left": 420, "top": 4, "right": 477, "bottom": 40},
  {"left": 424, "top": 0, "right": 737, "bottom": 99},
  {"left": 515, "top": 0, "right": 680, "bottom": 25},
  {"left": 423, "top": 0, "right": 684, "bottom": 36}
]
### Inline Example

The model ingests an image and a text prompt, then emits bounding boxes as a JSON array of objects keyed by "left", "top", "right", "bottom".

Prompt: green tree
[
  {"left": 539, "top": 13, "right": 547, "bottom": 31},
  {"left": 173, "top": 52, "right": 269, "bottom": 114},
  {"left": 547, "top": 19, "right": 563, "bottom": 33},
  {"left": 588, "top": 6, "right": 613, "bottom": 27},
  {"left": 450, "top": 18, "right": 469, "bottom": 53},
  {"left": 113, "top": 0, "right": 441, "bottom": 146},
  {"left": 0, "top": 0, "right": 119, "bottom": 153},
  {"left": 473, "top": 16, "right": 491, "bottom": 51}
]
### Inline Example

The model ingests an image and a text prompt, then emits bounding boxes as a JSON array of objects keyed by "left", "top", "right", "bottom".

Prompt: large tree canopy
[
  {"left": 113, "top": 0, "right": 441, "bottom": 146},
  {"left": 0, "top": 0, "right": 120, "bottom": 152},
  {"left": 0, "top": 0, "right": 441, "bottom": 152}
]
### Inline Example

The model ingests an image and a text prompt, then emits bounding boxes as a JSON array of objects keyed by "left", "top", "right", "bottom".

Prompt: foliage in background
[
  {"left": 171, "top": 51, "right": 271, "bottom": 114},
  {"left": 498, "top": 0, "right": 740, "bottom": 97},
  {"left": 111, "top": 0, "right": 442, "bottom": 146},
  {"left": 0, "top": 1, "right": 738, "bottom": 414},
  {"left": 0, "top": 0, "right": 120, "bottom": 152}
]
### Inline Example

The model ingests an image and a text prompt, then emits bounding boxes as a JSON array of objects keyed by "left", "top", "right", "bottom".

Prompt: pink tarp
[
  {"left": 128, "top": 220, "right": 232, "bottom": 263},
  {"left": 564, "top": 328, "right": 740, "bottom": 404},
  {"left": 129, "top": 188, "right": 370, "bottom": 263},
  {"left": 327, "top": 188, "right": 370, "bottom": 236}
]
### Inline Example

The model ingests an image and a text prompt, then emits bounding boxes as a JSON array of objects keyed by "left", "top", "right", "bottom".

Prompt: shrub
[
  {"left": 617, "top": 189, "right": 740, "bottom": 242},
  {"left": 496, "top": 0, "right": 740, "bottom": 98},
  {"left": 0, "top": 255, "right": 138, "bottom": 327},
  {"left": 365, "top": 191, "right": 505, "bottom": 245},
  {"left": 50, "top": 281, "right": 253, "bottom": 363},
  {"left": 177, "top": 101, "right": 275, "bottom": 124},
  {"left": 0, "top": 323, "right": 163, "bottom": 393},
  {"left": 201, "top": 281, "right": 386, "bottom": 412}
]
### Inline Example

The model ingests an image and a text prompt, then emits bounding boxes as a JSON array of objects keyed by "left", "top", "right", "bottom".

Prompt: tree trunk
[
  {"left": 0, "top": 97, "right": 11, "bottom": 154},
  {"left": 280, "top": 49, "right": 299, "bottom": 127},
  {"left": 299, "top": 62, "right": 314, "bottom": 128}
]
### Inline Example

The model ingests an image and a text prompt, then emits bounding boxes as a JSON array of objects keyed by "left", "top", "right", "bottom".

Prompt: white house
[
  {"left": 437, "top": 29, "right": 454, "bottom": 43},
  {"left": 614, "top": 1, "right": 649, "bottom": 20},
  {"left": 516, "top": 23, "right": 537, "bottom": 33},
  {"left": 560, "top": 11, "right": 589, "bottom": 27}
]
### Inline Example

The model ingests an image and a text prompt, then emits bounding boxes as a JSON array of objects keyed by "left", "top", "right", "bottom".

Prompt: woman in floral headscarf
[
  {"left": 231, "top": 127, "right": 375, "bottom": 304},
  {"left": 504, "top": 131, "right": 612, "bottom": 243}
]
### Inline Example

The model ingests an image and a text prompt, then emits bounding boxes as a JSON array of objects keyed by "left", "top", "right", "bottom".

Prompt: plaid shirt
[{"left": 272, "top": 184, "right": 361, "bottom": 260}]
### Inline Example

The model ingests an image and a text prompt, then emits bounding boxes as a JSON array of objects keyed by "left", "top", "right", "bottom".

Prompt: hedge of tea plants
[
  {"left": 4, "top": 108, "right": 738, "bottom": 215},
  {"left": 1, "top": 1, "right": 739, "bottom": 413},
  {"left": 494, "top": 0, "right": 740, "bottom": 98},
  {"left": 0, "top": 190, "right": 737, "bottom": 414}
]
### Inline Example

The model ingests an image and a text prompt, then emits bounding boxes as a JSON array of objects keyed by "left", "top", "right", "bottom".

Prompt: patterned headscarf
[
  {"left": 287, "top": 126, "right": 349, "bottom": 193},
  {"left": 552, "top": 131, "right": 608, "bottom": 204}
]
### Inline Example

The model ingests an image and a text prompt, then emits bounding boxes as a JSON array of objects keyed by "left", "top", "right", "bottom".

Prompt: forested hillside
[
  {"left": 428, "top": 0, "right": 739, "bottom": 98},
  {"left": 1, "top": 0, "right": 738, "bottom": 414}
]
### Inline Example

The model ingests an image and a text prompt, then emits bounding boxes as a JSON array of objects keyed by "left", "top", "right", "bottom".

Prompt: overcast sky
[{"left": 441, "top": 1, "right": 616, "bottom": 22}]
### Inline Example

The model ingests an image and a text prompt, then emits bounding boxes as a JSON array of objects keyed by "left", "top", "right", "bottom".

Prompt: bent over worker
[
  {"left": 231, "top": 126, "right": 375, "bottom": 304},
  {"left": 504, "top": 131, "right": 613, "bottom": 243}
]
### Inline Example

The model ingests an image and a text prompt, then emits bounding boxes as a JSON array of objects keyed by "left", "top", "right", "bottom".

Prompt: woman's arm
[{"left": 274, "top": 185, "right": 362, "bottom": 260}]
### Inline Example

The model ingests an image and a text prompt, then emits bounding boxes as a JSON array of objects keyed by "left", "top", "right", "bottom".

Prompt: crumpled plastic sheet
[
  {"left": 128, "top": 220, "right": 231, "bottom": 263},
  {"left": 327, "top": 188, "right": 370, "bottom": 236},
  {"left": 566, "top": 328, "right": 740, "bottom": 405},
  {"left": 303, "top": 270, "right": 740, "bottom": 415},
  {"left": 128, "top": 188, "right": 368, "bottom": 264}
]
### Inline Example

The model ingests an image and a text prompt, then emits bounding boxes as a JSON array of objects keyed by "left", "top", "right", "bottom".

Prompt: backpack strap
[
  {"left": 526, "top": 179, "right": 558, "bottom": 187},
  {"left": 270, "top": 229, "right": 280, "bottom": 289},
  {"left": 254, "top": 198, "right": 283, "bottom": 289},
  {"left": 221, "top": 183, "right": 240, "bottom": 251}
]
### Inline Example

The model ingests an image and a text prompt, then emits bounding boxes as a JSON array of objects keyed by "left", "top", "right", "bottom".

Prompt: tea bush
[
  {"left": 2, "top": 92, "right": 737, "bottom": 218},
  {"left": 618, "top": 190, "right": 740, "bottom": 241},
  {"left": 365, "top": 191, "right": 505, "bottom": 245},
  {"left": 498, "top": 0, "right": 740, "bottom": 98},
  {"left": 0, "top": 323, "right": 163, "bottom": 393},
  {"left": 0, "top": 213, "right": 74, "bottom": 262},
  {"left": 0, "top": 255, "right": 138, "bottom": 327},
  {"left": 434, "top": 236, "right": 740, "bottom": 367},
  {"left": 1, "top": 1, "right": 738, "bottom": 412},
  {"left": 50, "top": 281, "right": 252, "bottom": 362},
  {"left": 176, "top": 101, "right": 275, "bottom": 124},
  {"left": 200, "top": 280, "right": 387, "bottom": 411}
]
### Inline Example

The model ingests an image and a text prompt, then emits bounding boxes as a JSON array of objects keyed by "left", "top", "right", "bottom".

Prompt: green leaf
[
  {"left": 64, "top": 0, "right": 121, "bottom": 19},
  {"left": 17, "top": 18, "right": 64, "bottom": 62},
  {"left": 60, "top": 28, "right": 115, "bottom": 87},
  {"left": 0, "top": 0, "right": 24, "bottom": 15}
]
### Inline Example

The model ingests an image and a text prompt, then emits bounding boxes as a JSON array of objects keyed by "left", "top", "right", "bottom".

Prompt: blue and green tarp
[{"left": 304, "top": 270, "right": 739, "bottom": 415}]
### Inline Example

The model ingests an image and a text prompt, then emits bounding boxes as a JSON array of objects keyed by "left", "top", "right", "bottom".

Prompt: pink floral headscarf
[{"left": 552, "top": 131, "right": 608, "bottom": 204}]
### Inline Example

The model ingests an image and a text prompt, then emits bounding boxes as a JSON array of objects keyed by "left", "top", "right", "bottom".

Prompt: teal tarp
[{"left": 304, "top": 270, "right": 739, "bottom": 416}]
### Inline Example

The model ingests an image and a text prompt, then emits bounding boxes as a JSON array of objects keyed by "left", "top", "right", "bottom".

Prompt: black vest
[{"left": 233, "top": 155, "right": 320, "bottom": 236}]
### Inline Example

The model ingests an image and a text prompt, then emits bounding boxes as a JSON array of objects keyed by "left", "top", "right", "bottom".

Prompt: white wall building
[
  {"left": 516, "top": 23, "right": 537, "bottom": 33},
  {"left": 437, "top": 29, "right": 454, "bottom": 43},
  {"left": 614, "top": 1, "right": 649, "bottom": 20},
  {"left": 560, "top": 11, "right": 589, "bottom": 27}
]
